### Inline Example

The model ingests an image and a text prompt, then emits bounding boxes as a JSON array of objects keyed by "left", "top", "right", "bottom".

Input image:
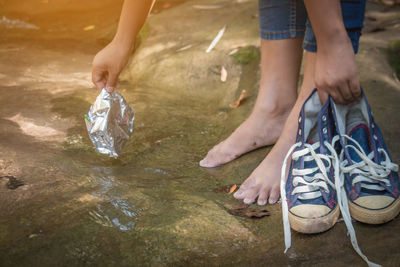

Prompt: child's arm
[
  {"left": 92, "top": 0, "right": 154, "bottom": 92},
  {"left": 303, "top": 0, "right": 361, "bottom": 104}
]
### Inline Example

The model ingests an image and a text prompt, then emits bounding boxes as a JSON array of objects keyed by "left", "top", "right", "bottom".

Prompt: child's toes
[
  {"left": 234, "top": 189, "right": 247, "bottom": 199},
  {"left": 257, "top": 190, "right": 269, "bottom": 206},
  {"left": 268, "top": 185, "right": 280, "bottom": 204},
  {"left": 243, "top": 186, "right": 260, "bottom": 204}
]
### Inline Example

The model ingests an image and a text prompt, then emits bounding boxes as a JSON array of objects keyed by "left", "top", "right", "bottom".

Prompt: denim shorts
[{"left": 259, "top": 0, "right": 366, "bottom": 53}]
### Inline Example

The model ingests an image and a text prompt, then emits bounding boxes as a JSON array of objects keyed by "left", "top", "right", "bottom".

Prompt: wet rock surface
[{"left": 0, "top": 0, "right": 400, "bottom": 266}]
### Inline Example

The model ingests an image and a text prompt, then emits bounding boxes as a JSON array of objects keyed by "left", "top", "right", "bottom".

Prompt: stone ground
[{"left": 0, "top": 0, "right": 399, "bottom": 266}]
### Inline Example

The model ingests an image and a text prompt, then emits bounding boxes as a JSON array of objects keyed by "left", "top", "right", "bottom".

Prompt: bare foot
[
  {"left": 199, "top": 108, "right": 291, "bottom": 168},
  {"left": 233, "top": 136, "right": 292, "bottom": 205},
  {"left": 200, "top": 38, "right": 305, "bottom": 168},
  {"left": 234, "top": 51, "right": 317, "bottom": 205}
]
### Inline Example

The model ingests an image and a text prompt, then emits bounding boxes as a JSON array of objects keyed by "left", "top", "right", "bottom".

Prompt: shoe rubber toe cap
[
  {"left": 289, "top": 204, "right": 339, "bottom": 234},
  {"left": 290, "top": 204, "right": 331, "bottom": 219},
  {"left": 353, "top": 195, "right": 395, "bottom": 210},
  {"left": 350, "top": 196, "right": 400, "bottom": 224}
]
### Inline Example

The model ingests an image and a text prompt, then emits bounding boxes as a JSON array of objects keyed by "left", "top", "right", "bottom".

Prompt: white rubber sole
[
  {"left": 349, "top": 197, "right": 400, "bottom": 224},
  {"left": 289, "top": 205, "right": 340, "bottom": 234}
]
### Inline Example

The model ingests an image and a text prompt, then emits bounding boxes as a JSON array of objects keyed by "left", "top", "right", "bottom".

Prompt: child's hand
[
  {"left": 314, "top": 36, "right": 361, "bottom": 105},
  {"left": 92, "top": 41, "right": 132, "bottom": 93}
]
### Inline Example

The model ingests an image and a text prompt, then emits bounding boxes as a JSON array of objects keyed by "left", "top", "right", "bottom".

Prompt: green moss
[
  {"left": 387, "top": 39, "right": 400, "bottom": 79},
  {"left": 134, "top": 22, "right": 151, "bottom": 50},
  {"left": 230, "top": 46, "right": 260, "bottom": 65},
  {"left": 138, "top": 22, "right": 150, "bottom": 43}
]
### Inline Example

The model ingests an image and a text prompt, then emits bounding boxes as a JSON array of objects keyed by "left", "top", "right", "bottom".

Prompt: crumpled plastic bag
[{"left": 85, "top": 88, "right": 135, "bottom": 158}]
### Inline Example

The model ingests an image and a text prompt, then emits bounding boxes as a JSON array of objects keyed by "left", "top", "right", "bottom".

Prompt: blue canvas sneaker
[
  {"left": 282, "top": 90, "right": 380, "bottom": 267},
  {"left": 330, "top": 91, "right": 399, "bottom": 225},
  {"left": 281, "top": 90, "right": 341, "bottom": 252}
]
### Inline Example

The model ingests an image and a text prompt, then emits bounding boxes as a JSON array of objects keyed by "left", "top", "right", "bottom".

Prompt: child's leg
[
  {"left": 200, "top": 38, "right": 303, "bottom": 168},
  {"left": 200, "top": 0, "right": 307, "bottom": 168},
  {"left": 234, "top": 51, "right": 317, "bottom": 205},
  {"left": 303, "top": 0, "right": 365, "bottom": 104},
  {"left": 235, "top": 0, "right": 366, "bottom": 205}
]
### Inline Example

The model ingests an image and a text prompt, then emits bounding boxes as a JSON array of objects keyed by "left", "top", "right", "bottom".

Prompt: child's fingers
[
  {"left": 336, "top": 87, "right": 348, "bottom": 105},
  {"left": 95, "top": 79, "right": 106, "bottom": 91},
  {"left": 339, "top": 82, "right": 353, "bottom": 102},
  {"left": 349, "top": 79, "right": 361, "bottom": 99},
  {"left": 92, "top": 68, "right": 106, "bottom": 90},
  {"left": 330, "top": 87, "right": 346, "bottom": 105},
  {"left": 105, "top": 71, "right": 119, "bottom": 93},
  {"left": 317, "top": 89, "right": 329, "bottom": 104}
]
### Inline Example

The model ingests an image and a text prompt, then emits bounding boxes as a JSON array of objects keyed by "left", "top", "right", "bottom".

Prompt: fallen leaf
[
  {"left": 228, "top": 48, "right": 239, "bottom": 55},
  {"left": 229, "top": 90, "right": 247, "bottom": 108},
  {"left": 213, "top": 184, "right": 239, "bottom": 193},
  {"left": 228, "top": 207, "right": 270, "bottom": 219},
  {"left": 206, "top": 25, "right": 226, "bottom": 53},
  {"left": 234, "top": 203, "right": 249, "bottom": 210},
  {"left": 176, "top": 44, "right": 192, "bottom": 52},
  {"left": 221, "top": 66, "right": 227, "bottom": 82},
  {"left": 228, "top": 184, "right": 237, "bottom": 194},
  {"left": 228, "top": 44, "right": 251, "bottom": 55},
  {"left": 83, "top": 25, "right": 95, "bottom": 31}
]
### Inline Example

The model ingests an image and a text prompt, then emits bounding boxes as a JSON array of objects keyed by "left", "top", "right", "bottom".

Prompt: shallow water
[{"left": 1, "top": 0, "right": 400, "bottom": 266}]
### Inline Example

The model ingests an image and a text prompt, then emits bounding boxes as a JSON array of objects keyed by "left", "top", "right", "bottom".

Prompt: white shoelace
[
  {"left": 340, "top": 134, "right": 399, "bottom": 192},
  {"left": 281, "top": 135, "right": 340, "bottom": 253},
  {"left": 281, "top": 135, "right": 384, "bottom": 267}
]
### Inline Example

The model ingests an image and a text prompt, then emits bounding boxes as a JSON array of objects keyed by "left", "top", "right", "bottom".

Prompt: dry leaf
[
  {"left": 176, "top": 44, "right": 192, "bottom": 52},
  {"left": 228, "top": 44, "right": 250, "bottom": 55},
  {"left": 83, "top": 25, "right": 95, "bottom": 31},
  {"left": 229, "top": 90, "right": 247, "bottom": 108},
  {"left": 228, "top": 48, "right": 239, "bottom": 55},
  {"left": 221, "top": 66, "right": 227, "bottom": 82},
  {"left": 228, "top": 184, "right": 237, "bottom": 194},
  {"left": 213, "top": 184, "right": 239, "bottom": 193},
  {"left": 206, "top": 25, "right": 226, "bottom": 53},
  {"left": 234, "top": 203, "right": 249, "bottom": 210}
]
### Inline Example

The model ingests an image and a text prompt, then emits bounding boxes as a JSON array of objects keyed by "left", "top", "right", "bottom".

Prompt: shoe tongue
[
  {"left": 306, "top": 123, "right": 319, "bottom": 144},
  {"left": 305, "top": 124, "right": 320, "bottom": 169},
  {"left": 346, "top": 108, "right": 370, "bottom": 163},
  {"left": 348, "top": 124, "right": 371, "bottom": 163}
]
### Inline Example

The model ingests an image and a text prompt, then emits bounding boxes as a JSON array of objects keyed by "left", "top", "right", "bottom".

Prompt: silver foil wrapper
[{"left": 85, "top": 88, "right": 135, "bottom": 158}]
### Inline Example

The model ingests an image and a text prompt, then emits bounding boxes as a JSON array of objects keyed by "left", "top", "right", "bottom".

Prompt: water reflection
[{"left": 88, "top": 167, "right": 139, "bottom": 231}]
